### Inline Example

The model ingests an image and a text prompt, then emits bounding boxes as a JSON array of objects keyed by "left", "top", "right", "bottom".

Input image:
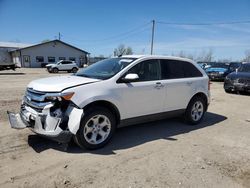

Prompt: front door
[
  {"left": 117, "top": 59, "right": 165, "bottom": 119},
  {"left": 23, "top": 55, "right": 30, "bottom": 67}
]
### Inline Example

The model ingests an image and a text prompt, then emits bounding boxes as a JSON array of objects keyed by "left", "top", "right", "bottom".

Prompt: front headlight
[{"left": 45, "top": 92, "right": 75, "bottom": 101}]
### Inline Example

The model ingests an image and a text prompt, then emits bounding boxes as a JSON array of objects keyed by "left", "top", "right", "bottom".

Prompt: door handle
[{"left": 155, "top": 82, "right": 164, "bottom": 89}]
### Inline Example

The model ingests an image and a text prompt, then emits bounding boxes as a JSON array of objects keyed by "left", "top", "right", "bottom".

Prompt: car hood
[
  {"left": 227, "top": 72, "right": 250, "bottom": 79},
  {"left": 27, "top": 75, "right": 100, "bottom": 92},
  {"left": 206, "top": 67, "right": 228, "bottom": 73},
  {"left": 45, "top": 64, "right": 56, "bottom": 67}
]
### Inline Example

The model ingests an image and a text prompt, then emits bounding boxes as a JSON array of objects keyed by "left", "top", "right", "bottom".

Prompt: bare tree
[
  {"left": 172, "top": 51, "right": 194, "bottom": 60},
  {"left": 243, "top": 50, "right": 250, "bottom": 62},
  {"left": 217, "top": 58, "right": 232, "bottom": 63},
  {"left": 197, "top": 49, "right": 214, "bottom": 62},
  {"left": 114, "top": 44, "right": 133, "bottom": 56}
]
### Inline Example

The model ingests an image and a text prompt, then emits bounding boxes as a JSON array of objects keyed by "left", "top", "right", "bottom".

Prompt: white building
[{"left": 0, "top": 40, "right": 89, "bottom": 68}]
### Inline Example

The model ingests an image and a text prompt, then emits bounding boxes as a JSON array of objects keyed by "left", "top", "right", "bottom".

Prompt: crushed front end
[{"left": 7, "top": 88, "right": 83, "bottom": 143}]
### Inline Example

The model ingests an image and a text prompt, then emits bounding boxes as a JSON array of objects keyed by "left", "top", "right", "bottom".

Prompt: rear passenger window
[
  {"left": 161, "top": 60, "right": 185, "bottom": 79},
  {"left": 161, "top": 60, "right": 202, "bottom": 79}
]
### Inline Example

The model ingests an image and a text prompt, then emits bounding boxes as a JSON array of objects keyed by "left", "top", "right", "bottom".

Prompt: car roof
[{"left": 121, "top": 54, "right": 194, "bottom": 63}]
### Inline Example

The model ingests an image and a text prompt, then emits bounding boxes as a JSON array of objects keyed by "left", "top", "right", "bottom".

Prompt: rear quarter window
[
  {"left": 182, "top": 61, "right": 203, "bottom": 77},
  {"left": 160, "top": 59, "right": 202, "bottom": 79}
]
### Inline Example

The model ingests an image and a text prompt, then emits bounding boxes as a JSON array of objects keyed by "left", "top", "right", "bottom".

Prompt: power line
[
  {"left": 156, "top": 20, "right": 250, "bottom": 26},
  {"left": 63, "top": 22, "right": 151, "bottom": 43},
  {"left": 67, "top": 26, "right": 151, "bottom": 48}
]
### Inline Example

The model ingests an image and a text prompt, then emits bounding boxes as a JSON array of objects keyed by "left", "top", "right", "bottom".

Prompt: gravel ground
[{"left": 0, "top": 68, "right": 249, "bottom": 188}]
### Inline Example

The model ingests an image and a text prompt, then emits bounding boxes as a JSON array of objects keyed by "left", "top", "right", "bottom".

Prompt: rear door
[
  {"left": 59, "top": 61, "right": 70, "bottom": 70},
  {"left": 160, "top": 59, "right": 203, "bottom": 111}
]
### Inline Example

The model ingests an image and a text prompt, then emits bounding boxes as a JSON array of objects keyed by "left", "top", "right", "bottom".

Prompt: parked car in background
[
  {"left": 224, "top": 62, "right": 250, "bottom": 93},
  {"left": 46, "top": 60, "right": 78, "bottom": 73},
  {"left": 198, "top": 63, "right": 211, "bottom": 70},
  {"left": 7, "top": 55, "right": 210, "bottom": 150},
  {"left": 205, "top": 62, "right": 241, "bottom": 81}
]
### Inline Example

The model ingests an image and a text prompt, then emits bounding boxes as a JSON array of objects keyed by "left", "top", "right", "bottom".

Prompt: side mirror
[{"left": 121, "top": 73, "right": 139, "bottom": 83}]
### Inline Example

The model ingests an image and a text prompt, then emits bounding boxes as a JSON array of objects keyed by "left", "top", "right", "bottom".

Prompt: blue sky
[{"left": 0, "top": 0, "right": 250, "bottom": 60}]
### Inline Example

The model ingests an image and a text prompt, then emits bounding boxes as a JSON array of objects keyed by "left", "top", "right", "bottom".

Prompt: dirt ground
[{"left": 0, "top": 68, "right": 249, "bottom": 188}]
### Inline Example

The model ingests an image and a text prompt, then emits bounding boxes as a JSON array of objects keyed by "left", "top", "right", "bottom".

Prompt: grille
[{"left": 24, "top": 88, "right": 53, "bottom": 110}]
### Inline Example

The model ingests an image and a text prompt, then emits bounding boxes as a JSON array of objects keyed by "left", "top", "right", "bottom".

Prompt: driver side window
[{"left": 126, "top": 59, "right": 160, "bottom": 82}]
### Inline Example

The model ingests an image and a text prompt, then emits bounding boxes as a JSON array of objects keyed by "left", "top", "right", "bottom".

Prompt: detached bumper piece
[
  {"left": 7, "top": 88, "right": 84, "bottom": 147},
  {"left": 7, "top": 103, "right": 74, "bottom": 144},
  {"left": 7, "top": 111, "right": 27, "bottom": 129}
]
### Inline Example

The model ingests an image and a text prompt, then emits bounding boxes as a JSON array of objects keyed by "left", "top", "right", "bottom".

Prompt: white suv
[
  {"left": 46, "top": 60, "right": 78, "bottom": 73},
  {"left": 8, "top": 55, "right": 210, "bottom": 150}
]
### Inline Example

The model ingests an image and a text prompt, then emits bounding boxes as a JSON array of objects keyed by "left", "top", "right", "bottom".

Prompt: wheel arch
[
  {"left": 83, "top": 100, "right": 121, "bottom": 125},
  {"left": 189, "top": 92, "right": 208, "bottom": 111}
]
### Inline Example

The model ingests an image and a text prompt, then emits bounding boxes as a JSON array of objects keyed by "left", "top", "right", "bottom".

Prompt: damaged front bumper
[{"left": 7, "top": 95, "right": 83, "bottom": 144}]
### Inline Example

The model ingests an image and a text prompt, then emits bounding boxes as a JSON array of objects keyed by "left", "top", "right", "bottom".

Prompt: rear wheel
[
  {"left": 74, "top": 107, "right": 116, "bottom": 150},
  {"left": 72, "top": 67, "right": 78, "bottom": 73},
  {"left": 184, "top": 96, "right": 206, "bottom": 125}
]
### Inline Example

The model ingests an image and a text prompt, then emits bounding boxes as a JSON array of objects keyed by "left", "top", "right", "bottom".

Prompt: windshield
[
  {"left": 76, "top": 58, "right": 136, "bottom": 79},
  {"left": 238, "top": 64, "right": 250, "bottom": 72},
  {"left": 211, "top": 63, "right": 229, "bottom": 69}
]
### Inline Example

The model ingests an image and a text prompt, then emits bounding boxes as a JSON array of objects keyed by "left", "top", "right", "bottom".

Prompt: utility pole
[
  {"left": 150, "top": 20, "right": 155, "bottom": 55},
  {"left": 58, "top": 32, "right": 61, "bottom": 40}
]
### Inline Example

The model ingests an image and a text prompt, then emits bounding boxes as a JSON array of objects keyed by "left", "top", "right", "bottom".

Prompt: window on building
[
  {"left": 69, "top": 57, "right": 76, "bottom": 62},
  {"left": 48, "top": 57, "right": 55, "bottom": 63},
  {"left": 59, "top": 57, "right": 66, "bottom": 61},
  {"left": 23, "top": 56, "right": 30, "bottom": 63},
  {"left": 36, "top": 56, "right": 44, "bottom": 63}
]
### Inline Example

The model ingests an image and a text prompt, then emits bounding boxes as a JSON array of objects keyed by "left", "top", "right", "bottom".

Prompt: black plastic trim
[{"left": 118, "top": 109, "right": 185, "bottom": 127}]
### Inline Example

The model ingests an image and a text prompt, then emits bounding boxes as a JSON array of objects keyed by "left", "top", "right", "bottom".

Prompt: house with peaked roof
[{"left": 7, "top": 40, "right": 89, "bottom": 68}]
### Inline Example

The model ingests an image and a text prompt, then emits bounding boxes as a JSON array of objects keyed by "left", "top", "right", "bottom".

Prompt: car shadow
[
  {"left": 28, "top": 112, "right": 227, "bottom": 154},
  {"left": 0, "top": 72, "right": 25, "bottom": 75}
]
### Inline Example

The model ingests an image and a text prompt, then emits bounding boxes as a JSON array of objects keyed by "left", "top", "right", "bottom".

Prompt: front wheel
[
  {"left": 74, "top": 107, "right": 116, "bottom": 150},
  {"left": 52, "top": 68, "right": 59, "bottom": 73},
  {"left": 184, "top": 96, "right": 206, "bottom": 125}
]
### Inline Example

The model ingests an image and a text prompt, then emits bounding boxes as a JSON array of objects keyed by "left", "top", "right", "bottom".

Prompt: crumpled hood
[
  {"left": 28, "top": 75, "right": 100, "bottom": 92},
  {"left": 206, "top": 67, "right": 228, "bottom": 73}
]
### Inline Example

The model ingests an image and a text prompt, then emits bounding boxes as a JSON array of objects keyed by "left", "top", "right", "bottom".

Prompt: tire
[
  {"left": 72, "top": 67, "right": 78, "bottom": 73},
  {"left": 225, "top": 89, "right": 232, "bottom": 93},
  {"left": 52, "top": 68, "right": 59, "bottom": 73},
  {"left": 74, "top": 106, "right": 116, "bottom": 150},
  {"left": 184, "top": 96, "right": 206, "bottom": 125}
]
